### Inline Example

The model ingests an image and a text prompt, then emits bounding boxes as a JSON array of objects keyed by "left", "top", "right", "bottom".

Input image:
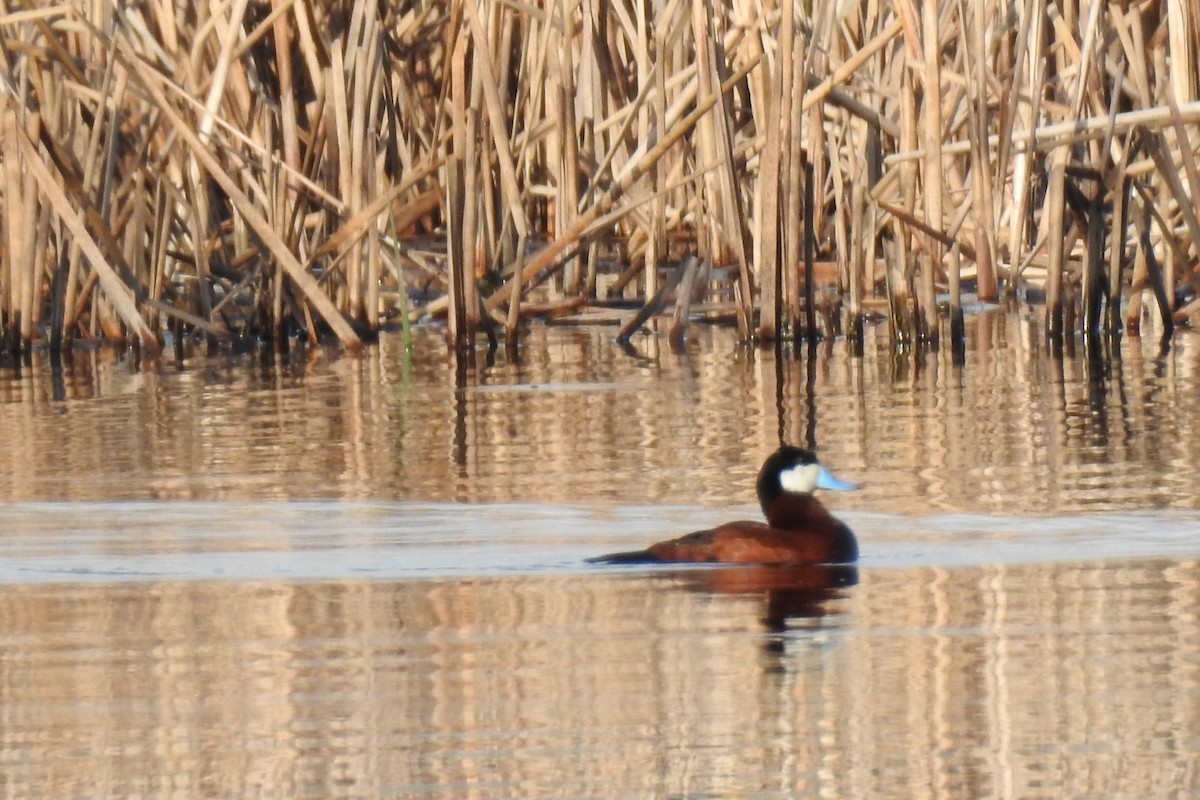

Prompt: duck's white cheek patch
[{"left": 779, "top": 464, "right": 819, "bottom": 493}]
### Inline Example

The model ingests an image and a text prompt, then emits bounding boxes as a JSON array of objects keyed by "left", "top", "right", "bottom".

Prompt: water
[{"left": 1, "top": 312, "right": 1199, "bottom": 798}]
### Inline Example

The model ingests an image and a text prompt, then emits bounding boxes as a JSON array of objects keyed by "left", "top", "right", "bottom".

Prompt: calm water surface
[{"left": 1, "top": 313, "right": 1199, "bottom": 798}]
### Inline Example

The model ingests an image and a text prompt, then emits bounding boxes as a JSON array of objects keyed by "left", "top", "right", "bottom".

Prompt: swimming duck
[{"left": 590, "top": 446, "right": 858, "bottom": 565}]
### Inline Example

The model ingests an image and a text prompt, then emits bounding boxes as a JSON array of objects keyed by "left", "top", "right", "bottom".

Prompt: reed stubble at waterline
[{"left": 1, "top": 1, "right": 1197, "bottom": 355}]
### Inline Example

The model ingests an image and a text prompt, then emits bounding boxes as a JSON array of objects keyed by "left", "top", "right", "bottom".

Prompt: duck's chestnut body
[{"left": 591, "top": 446, "right": 858, "bottom": 565}]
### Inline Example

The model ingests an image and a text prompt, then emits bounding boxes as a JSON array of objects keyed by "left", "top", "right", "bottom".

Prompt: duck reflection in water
[
  {"left": 670, "top": 562, "right": 859, "bottom": 632},
  {"left": 590, "top": 445, "right": 861, "bottom": 627}
]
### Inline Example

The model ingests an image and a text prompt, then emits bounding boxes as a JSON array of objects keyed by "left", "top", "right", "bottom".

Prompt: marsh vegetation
[{"left": 1, "top": 1, "right": 1197, "bottom": 354}]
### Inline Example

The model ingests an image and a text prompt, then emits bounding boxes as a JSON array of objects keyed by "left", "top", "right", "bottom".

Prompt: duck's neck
[{"left": 762, "top": 492, "right": 833, "bottom": 530}]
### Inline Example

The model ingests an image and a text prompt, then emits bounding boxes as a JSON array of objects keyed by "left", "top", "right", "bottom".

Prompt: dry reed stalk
[
  {"left": 667, "top": 254, "right": 704, "bottom": 347},
  {"left": 347, "top": 4, "right": 378, "bottom": 323},
  {"left": 1167, "top": 0, "right": 1199, "bottom": 107},
  {"left": 783, "top": 28, "right": 807, "bottom": 331},
  {"left": 1004, "top": 0, "right": 1045, "bottom": 299},
  {"left": 446, "top": 25, "right": 470, "bottom": 347},
  {"left": 2, "top": 0, "right": 1200, "bottom": 355},
  {"left": 958, "top": 0, "right": 998, "bottom": 303},
  {"left": 1132, "top": 160, "right": 1196, "bottom": 282},
  {"left": 884, "top": 70, "right": 917, "bottom": 346},
  {"left": 1105, "top": 137, "right": 1134, "bottom": 335},
  {"left": 828, "top": 121, "right": 849, "bottom": 315},
  {"left": 1042, "top": 147, "right": 1069, "bottom": 338},
  {"left": 465, "top": 0, "right": 529, "bottom": 254},
  {"left": 802, "top": 160, "right": 817, "bottom": 339},
  {"left": 690, "top": 0, "right": 751, "bottom": 337},
  {"left": 1080, "top": 182, "right": 1104, "bottom": 336},
  {"left": 553, "top": 0, "right": 581, "bottom": 296},
  {"left": 1036, "top": 0, "right": 1089, "bottom": 340},
  {"left": 651, "top": 6, "right": 678, "bottom": 302},
  {"left": 483, "top": 54, "right": 760, "bottom": 313},
  {"left": 632, "top": 0, "right": 660, "bottom": 304},
  {"left": 877, "top": 199, "right": 980, "bottom": 260},
  {"left": 571, "top": 16, "right": 596, "bottom": 270},
  {"left": 888, "top": 99, "right": 1200, "bottom": 168},
  {"left": 800, "top": 17, "right": 904, "bottom": 123},
  {"left": 16, "top": 121, "right": 158, "bottom": 350},
  {"left": 1, "top": 108, "right": 21, "bottom": 349},
  {"left": 917, "top": 0, "right": 943, "bottom": 342},
  {"left": 1166, "top": 100, "right": 1200, "bottom": 270},
  {"left": 751, "top": 1, "right": 793, "bottom": 340},
  {"left": 845, "top": 129, "right": 865, "bottom": 346},
  {"left": 461, "top": 99, "right": 482, "bottom": 336},
  {"left": 615, "top": 255, "right": 685, "bottom": 343},
  {"left": 115, "top": 30, "right": 361, "bottom": 346},
  {"left": 1130, "top": 183, "right": 1174, "bottom": 337}
]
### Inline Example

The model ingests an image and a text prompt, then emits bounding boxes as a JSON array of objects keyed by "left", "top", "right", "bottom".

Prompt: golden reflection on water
[
  {"left": 0, "top": 312, "right": 1197, "bottom": 514},
  {"left": 1, "top": 314, "right": 1200, "bottom": 797},
  {"left": 1, "top": 560, "right": 1196, "bottom": 798}
]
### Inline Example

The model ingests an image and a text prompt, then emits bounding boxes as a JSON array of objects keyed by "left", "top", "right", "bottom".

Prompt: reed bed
[{"left": 0, "top": 0, "right": 1198, "bottom": 354}]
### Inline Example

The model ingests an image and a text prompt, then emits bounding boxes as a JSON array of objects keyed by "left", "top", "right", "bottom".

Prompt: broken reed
[{"left": 1, "top": 1, "right": 1199, "bottom": 356}]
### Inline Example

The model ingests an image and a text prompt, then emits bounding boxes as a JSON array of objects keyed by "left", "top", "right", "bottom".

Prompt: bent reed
[{"left": 0, "top": 0, "right": 1198, "bottom": 354}]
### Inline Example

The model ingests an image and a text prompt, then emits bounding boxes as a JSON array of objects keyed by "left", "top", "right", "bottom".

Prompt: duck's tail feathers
[{"left": 586, "top": 549, "right": 657, "bottom": 565}]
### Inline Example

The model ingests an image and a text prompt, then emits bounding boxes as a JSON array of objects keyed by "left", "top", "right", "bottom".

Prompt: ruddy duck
[{"left": 590, "top": 446, "right": 858, "bottom": 565}]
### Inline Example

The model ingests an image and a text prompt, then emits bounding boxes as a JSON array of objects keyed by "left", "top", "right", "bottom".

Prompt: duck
[{"left": 589, "top": 446, "right": 859, "bottom": 565}]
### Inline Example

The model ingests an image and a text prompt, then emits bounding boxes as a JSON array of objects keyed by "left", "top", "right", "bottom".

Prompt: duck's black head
[{"left": 756, "top": 446, "right": 857, "bottom": 512}]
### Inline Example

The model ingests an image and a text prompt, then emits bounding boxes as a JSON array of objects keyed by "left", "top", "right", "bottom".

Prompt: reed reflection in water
[
  {"left": 0, "top": 311, "right": 1199, "bottom": 797},
  {"left": 0, "top": 558, "right": 1196, "bottom": 798},
  {"left": 0, "top": 310, "right": 1197, "bottom": 516}
]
